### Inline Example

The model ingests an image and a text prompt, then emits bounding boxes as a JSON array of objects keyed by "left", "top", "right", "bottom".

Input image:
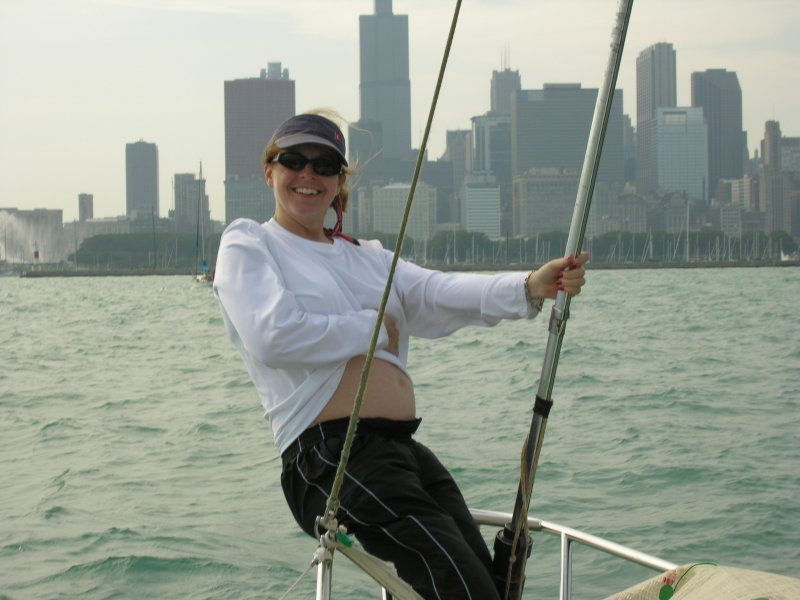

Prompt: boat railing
[
  {"left": 314, "top": 508, "right": 677, "bottom": 600},
  {"left": 471, "top": 508, "right": 677, "bottom": 600}
]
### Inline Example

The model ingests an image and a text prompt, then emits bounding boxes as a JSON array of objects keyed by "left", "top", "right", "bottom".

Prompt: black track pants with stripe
[{"left": 281, "top": 427, "right": 501, "bottom": 599}]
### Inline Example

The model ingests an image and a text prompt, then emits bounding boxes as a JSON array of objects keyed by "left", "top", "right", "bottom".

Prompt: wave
[{"left": 38, "top": 554, "right": 240, "bottom": 582}]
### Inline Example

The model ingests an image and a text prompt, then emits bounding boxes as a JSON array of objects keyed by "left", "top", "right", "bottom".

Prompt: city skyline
[{"left": 1, "top": 0, "right": 798, "bottom": 223}]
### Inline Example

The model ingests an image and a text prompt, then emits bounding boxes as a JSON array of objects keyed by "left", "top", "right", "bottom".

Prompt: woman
[{"left": 213, "top": 112, "right": 588, "bottom": 599}]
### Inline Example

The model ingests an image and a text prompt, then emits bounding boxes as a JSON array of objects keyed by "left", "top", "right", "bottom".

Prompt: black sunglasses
[{"left": 272, "top": 152, "right": 343, "bottom": 177}]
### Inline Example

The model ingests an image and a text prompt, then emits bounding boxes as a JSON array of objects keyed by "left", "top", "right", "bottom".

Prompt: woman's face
[{"left": 265, "top": 144, "right": 344, "bottom": 239}]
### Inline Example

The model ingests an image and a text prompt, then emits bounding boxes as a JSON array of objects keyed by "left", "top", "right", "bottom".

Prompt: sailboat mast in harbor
[{"left": 193, "top": 162, "right": 212, "bottom": 283}]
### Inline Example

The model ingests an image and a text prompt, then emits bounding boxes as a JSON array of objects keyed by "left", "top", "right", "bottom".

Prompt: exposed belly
[{"left": 312, "top": 355, "right": 416, "bottom": 424}]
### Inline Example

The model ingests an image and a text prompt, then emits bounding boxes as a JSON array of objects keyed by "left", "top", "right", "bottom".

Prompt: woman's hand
[
  {"left": 383, "top": 315, "right": 400, "bottom": 356},
  {"left": 526, "top": 252, "right": 589, "bottom": 300}
]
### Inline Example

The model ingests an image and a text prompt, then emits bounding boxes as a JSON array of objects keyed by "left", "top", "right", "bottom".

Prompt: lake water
[{"left": 1, "top": 267, "right": 798, "bottom": 599}]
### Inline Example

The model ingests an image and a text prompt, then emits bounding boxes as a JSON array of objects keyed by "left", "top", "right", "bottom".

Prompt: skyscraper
[
  {"left": 490, "top": 63, "right": 521, "bottom": 116},
  {"left": 78, "top": 193, "right": 93, "bottom": 222},
  {"left": 636, "top": 42, "right": 677, "bottom": 195},
  {"left": 759, "top": 120, "right": 792, "bottom": 234},
  {"left": 173, "top": 171, "right": 209, "bottom": 236},
  {"left": 511, "top": 84, "right": 624, "bottom": 234},
  {"left": 125, "top": 141, "right": 159, "bottom": 219},
  {"left": 512, "top": 168, "right": 579, "bottom": 237},
  {"left": 472, "top": 113, "right": 512, "bottom": 233},
  {"left": 511, "top": 84, "right": 624, "bottom": 235},
  {"left": 359, "top": 0, "right": 412, "bottom": 160},
  {"left": 462, "top": 174, "right": 502, "bottom": 239},
  {"left": 472, "top": 115, "right": 511, "bottom": 177},
  {"left": 224, "top": 63, "right": 295, "bottom": 223},
  {"left": 622, "top": 114, "right": 636, "bottom": 184},
  {"left": 511, "top": 84, "right": 624, "bottom": 183},
  {"left": 439, "top": 130, "right": 471, "bottom": 224},
  {"left": 691, "top": 69, "right": 745, "bottom": 200},
  {"left": 655, "top": 107, "right": 708, "bottom": 200}
]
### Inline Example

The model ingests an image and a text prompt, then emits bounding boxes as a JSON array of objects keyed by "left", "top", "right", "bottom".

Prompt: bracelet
[{"left": 524, "top": 271, "right": 544, "bottom": 312}]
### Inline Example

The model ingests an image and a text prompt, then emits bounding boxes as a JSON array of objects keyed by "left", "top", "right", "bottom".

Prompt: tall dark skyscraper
[
  {"left": 636, "top": 42, "right": 677, "bottom": 195},
  {"left": 224, "top": 62, "right": 295, "bottom": 223},
  {"left": 359, "top": 0, "right": 412, "bottom": 160},
  {"left": 511, "top": 83, "right": 624, "bottom": 184},
  {"left": 511, "top": 84, "right": 624, "bottom": 235},
  {"left": 490, "top": 66, "right": 521, "bottom": 116},
  {"left": 125, "top": 140, "right": 159, "bottom": 219},
  {"left": 691, "top": 68, "right": 745, "bottom": 200}
]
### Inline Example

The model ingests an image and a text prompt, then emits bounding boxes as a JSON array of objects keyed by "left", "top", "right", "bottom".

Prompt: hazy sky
[{"left": 1, "top": 0, "right": 798, "bottom": 223}]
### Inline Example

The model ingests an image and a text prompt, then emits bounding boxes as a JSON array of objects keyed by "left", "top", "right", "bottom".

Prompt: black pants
[{"left": 281, "top": 418, "right": 500, "bottom": 599}]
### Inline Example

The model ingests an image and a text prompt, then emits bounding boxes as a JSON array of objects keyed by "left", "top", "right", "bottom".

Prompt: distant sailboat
[{"left": 193, "top": 162, "right": 213, "bottom": 285}]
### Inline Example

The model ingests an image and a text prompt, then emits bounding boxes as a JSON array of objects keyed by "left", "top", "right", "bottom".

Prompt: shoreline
[{"left": 11, "top": 259, "right": 800, "bottom": 278}]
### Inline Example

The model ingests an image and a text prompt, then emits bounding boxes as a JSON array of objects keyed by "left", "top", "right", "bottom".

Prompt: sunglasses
[{"left": 272, "top": 152, "right": 343, "bottom": 177}]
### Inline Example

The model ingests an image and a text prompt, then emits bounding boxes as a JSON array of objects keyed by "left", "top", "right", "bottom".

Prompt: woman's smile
[{"left": 292, "top": 186, "right": 321, "bottom": 196}]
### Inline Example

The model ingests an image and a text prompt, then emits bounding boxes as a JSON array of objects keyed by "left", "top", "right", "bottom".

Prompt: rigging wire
[
  {"left": 278, "top": 560, "right": 317, "bottom": 600},
  {"left": 319, "top": 0, "right": 463, "bottom": 532}
]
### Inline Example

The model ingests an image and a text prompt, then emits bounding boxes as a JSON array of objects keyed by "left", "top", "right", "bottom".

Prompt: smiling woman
[{"left": 211, "top": 111, "right": 587, "bottom": 598}]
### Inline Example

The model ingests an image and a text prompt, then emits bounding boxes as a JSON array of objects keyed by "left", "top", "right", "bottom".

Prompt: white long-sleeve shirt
[{"left": 213, "top": 218, "right": 539, "bottom": 453}]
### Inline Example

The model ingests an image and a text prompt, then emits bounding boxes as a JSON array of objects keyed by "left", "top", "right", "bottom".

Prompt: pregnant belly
[{"left": 312, "top": 355, "right": 416, "bottom": 424}]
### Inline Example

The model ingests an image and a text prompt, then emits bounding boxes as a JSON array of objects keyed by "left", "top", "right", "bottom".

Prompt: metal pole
[
  {"left": 316, "top": 559, "right": 332, "bottom": 600},
  {"left": 493, "top": 2, "right": 635, "bottom": 597}
]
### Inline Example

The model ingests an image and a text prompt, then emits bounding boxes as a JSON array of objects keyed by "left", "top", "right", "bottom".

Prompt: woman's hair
[{"left": 262, "top": 109, "right": 354, "bottom": 212}]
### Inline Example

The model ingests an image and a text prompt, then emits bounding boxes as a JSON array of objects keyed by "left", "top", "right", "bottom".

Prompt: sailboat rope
[
  {"left": 319, "top": 0, "right": 464, "bottom": 534},
  {"left": 278, "top": 560, "right": 317, "bottom": 600}
]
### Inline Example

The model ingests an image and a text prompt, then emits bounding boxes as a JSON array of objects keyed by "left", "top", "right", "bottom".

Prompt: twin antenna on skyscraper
[{"left": 500, "top": 45, "right": 512, "bottom": 70}]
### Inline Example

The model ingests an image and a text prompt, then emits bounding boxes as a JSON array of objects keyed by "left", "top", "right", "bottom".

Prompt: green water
[{"left": 1, "top": 268, "right": 798, "bottom": 598}]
